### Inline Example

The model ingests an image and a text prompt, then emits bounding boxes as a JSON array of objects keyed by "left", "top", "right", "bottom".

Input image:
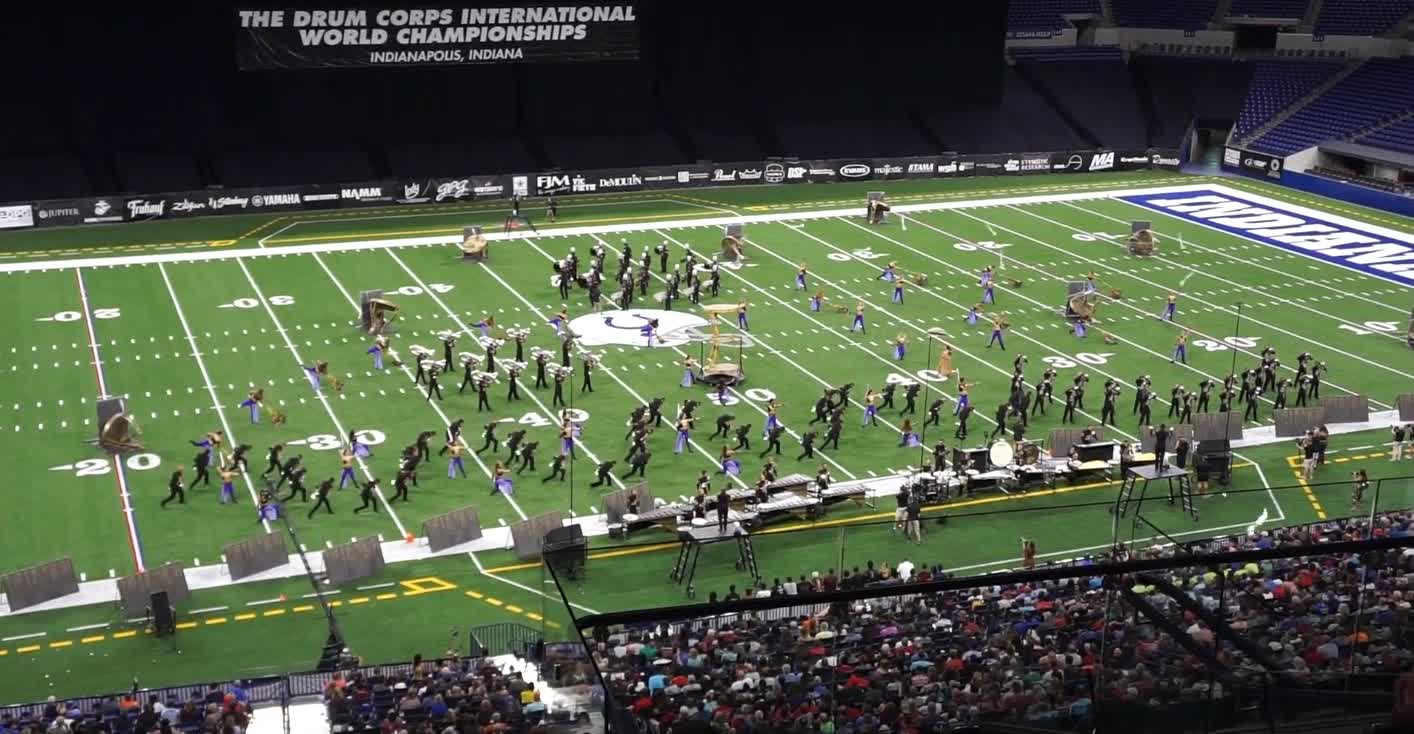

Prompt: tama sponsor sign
[
  {"left": 0, "top": 204, "right": 33, "bottom": 229},
  {"left": 1122, "top": 187, "right": 1414, "bottom": 287}
]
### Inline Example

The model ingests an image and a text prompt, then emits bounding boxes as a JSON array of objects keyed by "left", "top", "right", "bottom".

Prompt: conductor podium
[
  {"left": 669, "top": 521, "right": 759, "bottom": 598},
  {"left": 1114, "top": 463, "right": 1197, "bottom": 522}
]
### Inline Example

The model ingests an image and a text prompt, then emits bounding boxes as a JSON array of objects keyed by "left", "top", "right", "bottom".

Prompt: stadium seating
[
  {"left": 324, "top": 655, "right": 562, "bottom": 733},
  {"left": 594, "top": 511, "right": 1414, "bottom": 732},
  {"left": 1230, "top": 60, "right": 1344, "bottom": 142},
  {"left": 1134, "top": 58, "right": 1255, "bottom": 147},
  {"left": 926, "top": 68, "right": 1088, "bottom": 153},
  {"left": 1111, "top": 0, "right": 1220, "bottom": 29},
  {"left": 0, "top": 154, "right": 92, "bottom": 201},
  {"left": 1006, "top": 0, "right": 1103, "bottom": 33},
  {"left": 1015, "top": 61, "right": 1148, "bottom": 148},
  {"left": 1357, "top": 116, "right": 1414, "bottom": 155},
  {"left": 1314, "top": 0, "right": 1414, "bottom": 36},
  {"left": 1227, "top": 0, "right": 1310, "bottom": 18},
  {"left": 1248, "top": 57, "right": 1414, "bottom": 156}
]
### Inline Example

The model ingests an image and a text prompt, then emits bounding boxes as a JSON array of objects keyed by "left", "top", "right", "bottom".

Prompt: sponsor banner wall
[
  {"left": 0, "top": 204, "right": 34, "bottom": 230},
  {"left": 1223, "top": 147, "right": 1283, "bottom": 180},
  {"left": 235, "top": 5, "right": 640, "bottom": 70},
  {"left": 640, "top": 165, "right": 713, "bottom": 189},
  {"left": 6, "top": 148, "right": 1179, "bottom": 230}
]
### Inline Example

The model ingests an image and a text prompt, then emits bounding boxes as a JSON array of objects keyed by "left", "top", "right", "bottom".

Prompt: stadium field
[{"left": 1, "top": 170, "right": 1411, "bottom": 702}]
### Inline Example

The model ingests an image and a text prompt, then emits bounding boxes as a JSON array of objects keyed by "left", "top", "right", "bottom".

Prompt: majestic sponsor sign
[
  {"left": 568, "top": 309, "right": 709, "bottom": 348},
  {"left": 1122, "top": 187, "right": 1414, "bottom": 287},
  {"left": 0, "top": 204, "right": 34, "bottom": 230},
  {"left": 235, "top": 5, "right": 640, "bottom": 69}
]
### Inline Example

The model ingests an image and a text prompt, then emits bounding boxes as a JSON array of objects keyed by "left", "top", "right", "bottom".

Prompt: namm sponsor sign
[{"left": 1122, "top": 187, "right": 1414, "bottom": 287}]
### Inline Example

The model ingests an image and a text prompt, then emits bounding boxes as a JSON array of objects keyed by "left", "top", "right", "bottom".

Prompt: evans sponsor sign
[{"left": 1121, "top": 187, "right": 1414, "bottom": 287}]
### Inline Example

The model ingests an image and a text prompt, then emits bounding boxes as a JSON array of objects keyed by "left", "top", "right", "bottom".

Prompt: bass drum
[{"left": 988, "top": 440, "right": 1015, "bottom": 469}]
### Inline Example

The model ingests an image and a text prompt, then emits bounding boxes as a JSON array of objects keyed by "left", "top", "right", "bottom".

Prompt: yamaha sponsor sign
[
  {"left": 0, "top": 204, "right": 34, "bottom": 230},
  {"left": 235, "top": 4, "right": 640, "bottom": 70},
  {"left": 1122, "top": 186, "right": 1414, "bottom": 287}
]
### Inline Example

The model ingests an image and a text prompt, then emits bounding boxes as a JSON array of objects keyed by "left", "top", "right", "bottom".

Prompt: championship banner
[{"left": 235, "top": 5, "right": 640, "bottom": 69}]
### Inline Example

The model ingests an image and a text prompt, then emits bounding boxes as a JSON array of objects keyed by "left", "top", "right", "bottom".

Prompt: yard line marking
[
  {"left": 76, "top": 268, "right": 146, "bottom": 573},
  {"left": 1001, "top": 206, "right": 1411, "bottom": 393},
  {"left": 245, "top": 597, "right": 284, "bottom": 607},
  {"left": 1, "top": 632, "right": 46, "bottom": 642},
  {"left": 312, "top": 252, "right": 528, "bottom": 520},
  {"left": 236, "top": 258, "right": 410, "bottom": 539},
  {"left": 159, "top": 264, "right": 270, "bottom": 526},
  {"left": 65, "top": 623, "right": 109, "bottom": 633},
  {"left": 188, "top": 606, "right": 229, "bottom": 614},
  {"left": 355, "top": 582, "right": 396, "bottom": 591}
]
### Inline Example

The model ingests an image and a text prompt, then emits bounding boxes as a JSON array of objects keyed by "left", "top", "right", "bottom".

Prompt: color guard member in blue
[
  {"left": 338, "top": 446, "right": 356, "bottom": 490},
  {"left": 218, "top": 465, "right": 238, "bottom": 504},
  {"left": 718, "top": 446, "right": 741, "bottom": 477},
  {"left": 302, "top": 361, "right": 327, "bottom": 393},
  {"left": 850, "top": 302, "right": 866, "bottom": 333},
  {"left": 640, "top": 319, "right": 661, "bottom": 347},
  {"left": 472, "top": 315, "right": 495, "bottom": 339},
  {"left": 953, "top": 378, "right": 973, "bottom": 416},
  {"left": 674, "top": 416, "right": 693, "bottom": 454},
  {"left": 737, "top": 301, "right": 749, "bottom": 331},
  {"left": 965, "top": 304, "right": 981, "bottom": 326},
  {"left": 1160, "top": 293, "right": 1177, "bottom": 322},
  {"left": 680, "top": 357, "right": 697, "bottom": 388},
  {"left": 893, "top": 334, "right": 907, "bottom": 361},
  {"left": 1074, "top": 316, "right": 1088, "bottom": 339},
  {"left": 447, "top": 442, "right": 468, "bottom": 479},
  {"left": 979, "top": 265, "right": 993, "bottom": 288},
  {"left": 898, "top": 419, "right": 921, "bottom": 448},
  {"left": 240, "top": 389, "right": 263, "bottom": 424},
  {"left": 559, "top": 419, "right": 576, "bottom": 458},
  {"left": 862, "top": 389, "right": 879, "bottom": 427},
  {"left": 880, "top": 261, "right": 898, "bottom": 282},
  {"left": 1171, "top": 330, "right": 1188, "bottom": 365},
  {"left": 367, "top": 337, "right": 386, "bottom": 370},
  {"left": 982, "top": 278, "right": 995, "bottom": 305},
  {"left": 986, "top": 314, "right": 1007, "bottom": 350},
  {"left": 795, "top": 265, "right": 808, "bottom": 291},
  {"left": 762, "top": 400, "right": 782, "bottom": 438},
  {"left": 892, "top": 278, "right": 905, "bottom": 304},
  {"left": 810, "top": 290, "right": 824, "bottom": 313}
]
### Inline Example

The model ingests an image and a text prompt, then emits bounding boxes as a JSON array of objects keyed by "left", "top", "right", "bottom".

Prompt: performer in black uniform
[
  {"left": 161, "top": 467, "right": 186, "bottom": 508},
  {"left": 478, "top": 422, "right": 499, "bottom": 453},
  {"left": 262, "top": 444, "right": 284, "bottom": 478},
  {"left": 354, "top": 480, "right": 380, "bottom": 513},
  {"left": 308, "top": 478, "right": 335, "bottom": 518},
  {"left": 733, "top": 423, "right": 752, "bottom": 451}
]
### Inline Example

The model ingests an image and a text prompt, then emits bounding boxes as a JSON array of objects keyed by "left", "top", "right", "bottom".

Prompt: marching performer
[
  {"left": 581, "top": 353, "right": 596, "bottom": 393},
  {"left": 862, "top": 389, "right": 879, "bottom": 427},
  {"left": 425, "top": 365, "right": 444, "bottom": 401},
  {"left": 893, "top": 333, "right": 908, "bottom": 361},
  {"left": 472, "top": 315, "right": 495, "bottom": 339},
  {"left": 1171, "top": 330, "right": 1188, "bottom": 365},
  {"left": 719, "top": 446, "right": 741, "bottom": 477},
  {"left": 302, "top": 361, "right": 328, "bottom": 394},
  {"left": 367, "top": 337, "right": 388, "bottom": 370},
  {"left": 954, "top": 377, "right": 973, "bottom": 415},
  {"left": 982, "top": 276, "right": 995, "bottom": 305},
  {"left": 239, "top": 389, "right": 264, "bottom": 424},
  {"left": 230, "top": 443, "right": 252, "bottom": 473},
  {"left": 796, "top": 265, "right": 808, "bottom": 291},
  {"left": 1160, "top": 293, "right": 1177, "bottom": 322},
  {"left": 441, "top": 332, "right": 457, "bottom": 373},
  {"left": 810, "top": 290, "right": 824, "bottom": 313},
  {"left": 880, "top": 261, "right": 898, "bottom": 282},
  {"left": 1073, "top": 315, "right": 1088, "bottom": 339},
  {"left": 762, "top": 400, "right": 782, "bottom": 438},
  {"left": 986, "top": 314, "right": 1007, "bottom": 350},
  {"left": 559, "top": 418, "right": 576, "bottom": 458},
  {"left": 492, "top": 461, "right": 513, "bottom": 496},
  {"left": 680, "top": 357, "right": 697, "bottom": 388},
  {"left": 899, "top": 419, "right": 921, "bottom": 448},
  {"left": 673, "top": 416, "right": 694, "bottom": 455},
  {"left": 737, "top": 301, "right": 750, "bottom": 331},
  {"left": 966, "top": 304, "right": 981, "bottom": 326},
  {"left": 218, "top": 465, "right": 238, "bottom": 505},
  {"left": 937, "top": 344, "right": 955, "bottom": 378},
  {"left": 1083, "top": 272, "right": 1098, "bottom": 295},
  {"left": 338, "top": 445, "right": 356, "bottom": 490},
  {"left": 447, "top": 442, "right": 467, "bottom": 479},
  {"left": 892, "top": 278, "right": 905, "bottom": 305},
  {"left": 552, "top": 365, "right": 566, "bottom": 407},
  {"left": 850, "top": 301, "right": 866, "bottom": 333},
  {"left": 979, "top": 266, "right": 993, "bottom": 288},
  {"left": 657, "top": 242, "right": 670, "bottom": 273}
]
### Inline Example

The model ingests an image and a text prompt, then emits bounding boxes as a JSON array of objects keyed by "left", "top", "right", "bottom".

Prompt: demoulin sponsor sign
[{"left": 1122, "top": 187, "right": 1414, "bottom": 287}]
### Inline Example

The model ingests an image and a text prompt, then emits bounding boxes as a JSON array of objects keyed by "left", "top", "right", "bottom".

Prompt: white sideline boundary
[{"left": 0, "top": 183, "right": 1217, "bottom": 273}]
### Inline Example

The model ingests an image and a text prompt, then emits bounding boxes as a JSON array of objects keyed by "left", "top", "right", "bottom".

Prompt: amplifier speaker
[{"left": 150, "top": 591, "right": 175, "bottom": 637}]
